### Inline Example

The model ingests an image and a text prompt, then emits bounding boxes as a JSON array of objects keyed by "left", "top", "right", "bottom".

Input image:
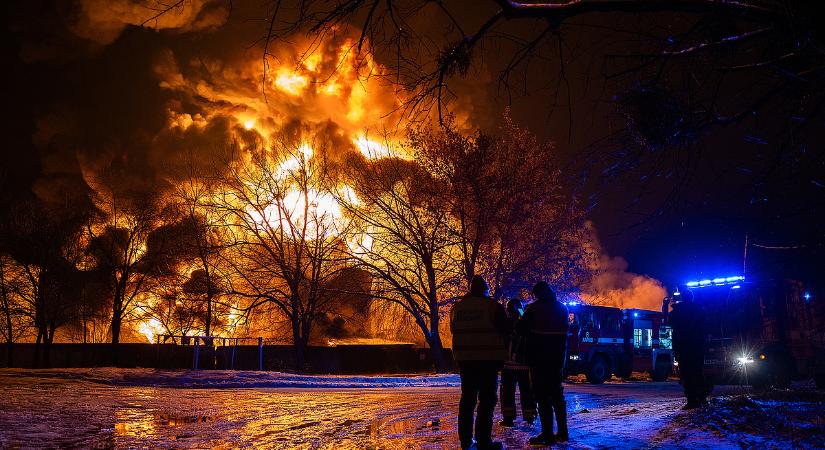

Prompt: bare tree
[
  {"left": 339, "top": 148, "right": 462, "bottom": 372},
  {"left": 0, "top": 255, "right": 32, "bottom": 366},
  {"left": 211, "top": 138, "right": 352, "bottom": 371},
  {"left": 0, "top": 193, "right": 92, "bottom": 366},
  {"left": 170, "top": 159, "right": 233, "bottom": 337},
  {"left": 86, "top": 184, "right": 165, "bottom": 346},
  {"left": 413, "top": 114, "right": 593, "bottom": 298}
]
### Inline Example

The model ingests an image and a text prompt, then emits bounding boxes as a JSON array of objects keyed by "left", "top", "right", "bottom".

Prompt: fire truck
[
  {"left": 564, "top": 303, "right": 675, "bottom": 384},
  {"left": 664, "top": 276, "right": 825, "bottom": 389}
]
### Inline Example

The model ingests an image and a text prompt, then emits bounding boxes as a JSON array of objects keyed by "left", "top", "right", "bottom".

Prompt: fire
[
  {"left": 302, "top": 53, "right": 321, "bottom": 72},
  {"left": 139, "top": 318, "right": 164, "bottom": 343},
  {"left": 121, "top": 32, "right": 417, "bottom": 342},
  {"left": 353, "top": 134, "right": 396, "bottom": 159},
  {"left": 274, "top": 69, "right": 309, "bottom": 96}
]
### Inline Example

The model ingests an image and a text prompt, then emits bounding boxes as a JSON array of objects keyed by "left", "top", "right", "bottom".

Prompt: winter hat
[
  {"left": 469, "top": 275, "right": 489, "bottom": 297},
  {"left": 532, "top": 281, "right": 557, "bottom": 302}
]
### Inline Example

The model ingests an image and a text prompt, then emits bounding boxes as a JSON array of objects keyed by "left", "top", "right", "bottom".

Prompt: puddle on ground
[{"left": 155, "top": 412, "right": 214, "bottom": 427}]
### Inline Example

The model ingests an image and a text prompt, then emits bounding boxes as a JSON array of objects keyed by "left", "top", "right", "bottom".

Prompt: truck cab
[{"left": 667, "top": 276, "right": 824, "bottom": 388}]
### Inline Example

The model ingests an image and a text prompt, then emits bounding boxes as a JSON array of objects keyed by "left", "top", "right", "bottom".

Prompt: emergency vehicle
[
  {"left": 665, "top": 275, "right": 825, "bottom": 389},
  {"left": 564, "top": 303, "right": 675, "bottom": 384}
]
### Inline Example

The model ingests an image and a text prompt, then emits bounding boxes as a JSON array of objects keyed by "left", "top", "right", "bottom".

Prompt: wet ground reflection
[{"left": 0, "top": 371, "right": 687, "bottom": 449}]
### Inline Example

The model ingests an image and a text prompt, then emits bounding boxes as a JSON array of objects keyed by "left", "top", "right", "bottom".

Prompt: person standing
[
  {"left": 450, "top": 275, "right": 509, "bottom": 450},
  {"left": 664, "top": 289, "right": 708, "bottom": 409},
  {"left": 520, "top": 281, "right": 569, "bottom": 446},
  {"left": 499, "top": 294, "right": 536, "bottom": 427}
]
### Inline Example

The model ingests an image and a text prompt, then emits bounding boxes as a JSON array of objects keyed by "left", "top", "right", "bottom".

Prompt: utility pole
[{"left": 743, "top": 233, "right": 749, "bottom": 276}]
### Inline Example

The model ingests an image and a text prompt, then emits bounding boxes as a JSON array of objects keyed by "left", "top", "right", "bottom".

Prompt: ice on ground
[
  {"left": 0, "top": 368, "right": 822, "bottom": 449},
  {"left": 0, "top": 367, "right": 461, "bottom": 389}
]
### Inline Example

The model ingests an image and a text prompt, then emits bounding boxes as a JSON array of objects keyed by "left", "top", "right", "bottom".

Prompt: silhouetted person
[
  {"left": 520, "top": 281, "right": 569, "bottom": 445},
  {"left": 450, "top": 275, "right": 509, "bottom": 450},
  {"left": 664, "top": 290, "right": 708, "bottom": 409},
  {"left": 499, "top": 293, "right": 536, "bottom": 427}
]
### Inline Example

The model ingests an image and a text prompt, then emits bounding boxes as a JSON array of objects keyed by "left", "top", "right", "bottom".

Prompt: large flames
[{"left": 120, "top": 34, "right": 411, "bottom": 342}]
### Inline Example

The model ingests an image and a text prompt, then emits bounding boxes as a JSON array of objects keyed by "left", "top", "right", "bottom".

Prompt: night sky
[{"left": 2, "top": 0, "right": 823, "bottom": 288}]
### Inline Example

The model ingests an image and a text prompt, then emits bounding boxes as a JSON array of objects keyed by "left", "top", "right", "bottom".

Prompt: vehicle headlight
[{"left": 736, "top": 355, "right": 755, "bottom": 365}]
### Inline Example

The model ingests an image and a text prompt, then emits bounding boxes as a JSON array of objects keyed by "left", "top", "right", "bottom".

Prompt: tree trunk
[
  {"left": 427, "top": 332, "right": 448, "bottom": 373},
  {"left": 42, "top": 325, "right": 54, "bottom": 369},
  {"left": 204, "top": 293, "right": 213, "bottom": 337},
  {"left": 292, "top": 319, "right": 306, "bottom": 373},
  {"left": 111, "top": 288, "right": 123, "bottom": 345},
  {"left": 3, "top": 302, "right": 12, "bottom": 367},
  {"left": 111, "top": 312, "right": 122, "bottom": 345},
  {"left": 5, "top": 340, "right": 12, "bottom": 368},
  {"left": 33, "top": 330, "right": 42, "bottom": 368}
]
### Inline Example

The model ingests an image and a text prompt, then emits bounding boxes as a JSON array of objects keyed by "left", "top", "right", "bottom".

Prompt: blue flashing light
[
  {"left": 685, "top": 275, "right": 745, "bottom": 289},
  {"left": 804, "top": 292, "right": 812, "bottom": 301},
  {"left": 633, "top": 312, "right": 639, "bottom": 318}
]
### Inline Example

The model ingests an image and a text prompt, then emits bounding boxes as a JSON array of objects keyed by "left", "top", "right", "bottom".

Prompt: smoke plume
[{"left": 579, "top": 222, "right": 667, "bottom": 311}]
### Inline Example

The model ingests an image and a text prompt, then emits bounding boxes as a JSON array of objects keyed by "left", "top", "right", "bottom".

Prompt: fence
[
  {"left": 0, "top": 342, "right": 451, "bottom": 373},
  {"left": 157, "top": 335, "right": 264, "bottom": 370}
]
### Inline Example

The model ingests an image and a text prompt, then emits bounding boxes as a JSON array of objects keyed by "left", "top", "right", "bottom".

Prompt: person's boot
[
  {"left": 554, "top": 403, "right": 569, "bottom": 442},
  {"left": 528, "top": 433, "right": 554, "bottom": 446},
  {"left": 530, "top": 408, "right": 555, "bottom": 446},
  {"left": 477, "top": 441, "right": 504, "bottom": 450}
]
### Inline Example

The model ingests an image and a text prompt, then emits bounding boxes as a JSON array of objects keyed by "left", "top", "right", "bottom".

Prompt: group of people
[
  {"left": 450, "top": 276, "right": 569, "bottom": 449},
  {"left": 450, "top": 276, "right": 711, "bottom": 449}
]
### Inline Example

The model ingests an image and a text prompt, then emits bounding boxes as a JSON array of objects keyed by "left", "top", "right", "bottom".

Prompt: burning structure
[{"left": 0, "top": 1, "right": 667, "bottom": 371}]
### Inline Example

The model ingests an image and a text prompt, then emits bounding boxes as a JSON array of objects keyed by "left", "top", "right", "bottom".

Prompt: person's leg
[
  {"left": 499, "top": 368, "right": 516, "bottom": 425},
  {"left": 475, "top": 363, "right": 500, "bottom": 446},
  {"left": 549, "top": 376, "right": 568, "bottom": 441},
  {"left": 529, "top": 365, "right": 555, "bottom": 445},
  {"left": 696, "top": 350, "right": 708, "bottom": 404},
  {"left": 681, "top": 351, "right": 704, "bottom": 408},
  {"left": 678, "top": 351, "right": 695, "bottom": 403},
  {"left": 458, "top": 364, "right": 480, "bottom": 449},
  {"left": 517, "top": 369, "right": 536, "bottom": 423}
]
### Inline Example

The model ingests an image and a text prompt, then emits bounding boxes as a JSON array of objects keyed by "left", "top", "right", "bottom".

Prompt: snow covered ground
[{"left": 0, "top": 368, "right": 822, "bottom": 449}]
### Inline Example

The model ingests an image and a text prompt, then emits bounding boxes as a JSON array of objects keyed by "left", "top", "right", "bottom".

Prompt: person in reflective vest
[
  {"left": 520, "top": 281, "right": 569, "bottom": 445},
  {"left": 499, "top": 293, "right": 536, "bottom": 427},
  {"left": 450, "top": 275, "right": 509, "bottom": 450}
]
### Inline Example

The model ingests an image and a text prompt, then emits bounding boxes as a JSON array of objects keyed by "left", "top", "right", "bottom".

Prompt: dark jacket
[
  {"left": 519, "top": 299, "right": 569, "bottom": 369},
  {"left": 450, "top": 295, "right": 510, "bottom": 362},
  {"left": 669, "top": 301, "right": 705, "bottom": 353}
]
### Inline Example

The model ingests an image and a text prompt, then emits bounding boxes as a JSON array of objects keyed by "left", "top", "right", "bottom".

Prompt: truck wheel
[
  {"left": 587, "top": 356, "right": 610, "bottom": 384},
  {"left": 650, "top": 360, "right": 671, "bottom": 382}
]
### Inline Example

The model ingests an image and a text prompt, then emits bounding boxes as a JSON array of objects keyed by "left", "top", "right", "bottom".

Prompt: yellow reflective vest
[{"left": 450, "top": 295, "right": 508, "bottom": 362}]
